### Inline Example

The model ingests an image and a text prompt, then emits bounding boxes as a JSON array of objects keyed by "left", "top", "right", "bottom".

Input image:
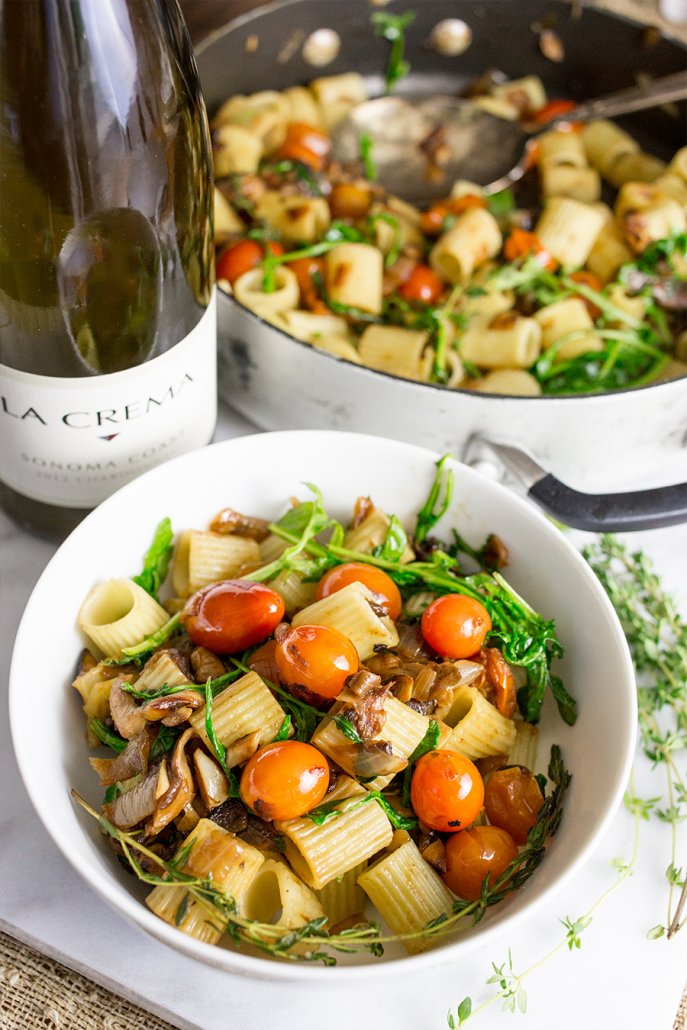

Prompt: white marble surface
[{"left": 1, "top": 404, "right": 686, "bottom": 1030}]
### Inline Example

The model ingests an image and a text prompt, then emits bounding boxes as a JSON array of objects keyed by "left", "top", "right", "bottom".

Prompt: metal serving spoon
[{"left": 332, "top": 70, "right": 687, "bottom": 203}]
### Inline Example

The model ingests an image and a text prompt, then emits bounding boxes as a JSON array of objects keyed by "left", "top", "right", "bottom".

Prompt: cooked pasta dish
[{"left": 71, "top": 460, "right": 572, "bottom": 963}]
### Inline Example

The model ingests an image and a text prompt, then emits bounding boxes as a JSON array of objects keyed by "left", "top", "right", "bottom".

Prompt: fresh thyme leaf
[
  {"left": 174, "top": 894, "right": 191, "bottom": 927},
  {"left": 132, "top": 517, "right": 174, "bottom": 601},
  {"left": 90, "top": 718, "right": 126, "bottom": 754},
  {"left": 371, "top": 10, "right": 416, "bottom": 93},
  {"left": 359, "top": 131, "right": 377, "bottom": 180},
  {"left": 584, "top": 535, "right": 687, "bottom": 939},
  {"left": 401, "top": 719, "right": 440, "bottom": 805},
  {"left": 334, "top": 714, "right": 364, "bottom": 744}
]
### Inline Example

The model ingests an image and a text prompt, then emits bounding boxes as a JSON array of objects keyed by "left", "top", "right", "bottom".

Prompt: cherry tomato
[
  {"left": 329, "top": 182, "right": 372, "bottom": 220},
  {"left": 484, "top": 766, "right": 545, "bottom": 844},
  {"left": 568, "top": 270, "right": 603, "bottom": 319},
  {"left": 275, "top": 624, "right": 359, "bottom": 701},
  {"left": 503, "top": 229, "right": 557, "bottom": 271},
  {"left": 240, "top": 740, "right": 330, "bottom": 821},
  {"left": 421, "top": 594, "right": 492, "bottom": 659},
  {"left": 316, "top": 562, "right": 403, "bottom": 621},
  {"left": 181, "top": 580, "right": 284, "bottom": 654},
  {"left": 216, "top": 239, "right": 283, "bottom": 285},
  {"left": 276, "top": 122, "right": 331, "bottom": 171},
  {"left": 399, "top": 264, "right": 445, "bottom": 305},
  {"left": 443, "top": 825, "right": 518, "bottom": 899},
  {"left": 420, "top": 194, "right": 486, "bottom": 235},
  {"left": 410, "top": 750, "right": 485, "bottom": 832},
  {"left": 484, "top": 648, "right": 517, "bottom": 719}
]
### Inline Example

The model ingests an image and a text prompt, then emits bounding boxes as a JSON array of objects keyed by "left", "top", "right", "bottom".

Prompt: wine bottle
[{"left": 0, "top": 0, "right": 217, "bottom": 537}]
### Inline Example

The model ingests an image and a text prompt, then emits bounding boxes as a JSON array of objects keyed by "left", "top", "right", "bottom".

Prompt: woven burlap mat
[{"left": 0, "top": 931, "right": 175, "bottom": 1030}]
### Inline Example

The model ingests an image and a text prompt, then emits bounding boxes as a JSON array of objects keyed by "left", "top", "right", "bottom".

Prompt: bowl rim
[{"left": 9, "top": 429, "right": 637, "bottom": 981}]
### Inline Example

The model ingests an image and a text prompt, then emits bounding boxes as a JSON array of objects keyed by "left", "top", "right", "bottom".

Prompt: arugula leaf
[
  {"left": 334, "top": 714, "right": 364, "bottom": 744},
  {"left": 272, "top": 715, "right": 292, "bottom": 742},
  {"left": 90, "top": 718, "right": 127, "bottom": 754},
  {"left": 414, "top": 455, "right": 454, "bottom": 545},
  {"left": 150, "top": 725, "right": 180, "bottom": 761},
  {"left": 133, "top": 518, "right": 174, "bottom": 601},
  {"left": 486, "top": 189, "right": 516, "bottom": 219},
  {"left": 359, "top": 131, "right": 377, "bottom": 181},
  {"left": 307, "top": 790, "right": 417, "bottom": 830},
  {"left": 204, "top": 679, "right": 240, "bottom": 797},
  {"left": 371, "top": 10, "right": 416, "bottom": 93},
  {"left": 104, "top": 613, "right": 182, "bottom": 666},
  {"left": 373, "top": 514, "right": 409, "bottom": 562},
  {"left": 620, "top": 232, "right": 687, "bottom": 276}
]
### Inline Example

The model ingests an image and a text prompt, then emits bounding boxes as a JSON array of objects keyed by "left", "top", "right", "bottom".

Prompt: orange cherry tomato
[
  {"left": 421, "top": 594, "right": 492, "bottom": 659},
  {"left": 484, "top": 648, "right": 517, "bottom": 719},
  {"left": 420, "top": 194, "right": 486, "bottom": 235},
  {"left": 216, "top": 239, "right": 284, "bottom": 285},
  {"left": 568, "top": 270, "right": 603, "bottom": 319},
  {"left": 316, "top": 562, "right": 403, "bottom": 621},
  {"left": 443, "top": 825, "right": 518, "bottom": 900},
  {"left": 275, "top": 624, "right": 359, "bottom": 701},
  {"left": 181, "top": 580, "right": 284, "bottom": 654},
  {"left": 410, "top": 750, "right": 485, "bottom": 832},
  {"left": 484, "top": 766, "right": 545, "bottom": 844},
  {"left": 399, "top": 264, "right": 445, "bottom": 305},
  {"left": 329, "top": 182, "right": 372, "bottom": 220},
  {"left": 240, "top": 740, "right": 330, "bottom": 821},
  {"left": 503, "top": 229, "right": 557, "bottom": 271},
  {"left": 288, "top": 255, "right": 329, "bottom": 314},
  {"left": 276, "top": 122, "right": 331, "bottom": 171}
]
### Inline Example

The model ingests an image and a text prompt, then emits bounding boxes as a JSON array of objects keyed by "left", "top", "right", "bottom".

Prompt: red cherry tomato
[
  {"left": 288, "top": 256, "right": 329, "bottom": 314},
  {"left": 399, "top": 264, "right": 445, "bottom": 305},
  {"left": 275, "top": 624, "right": 359, "bottom": 701},
  {"left": 216, "top": 239, "right": 283, "bottom": 285},
  {"left": 421, "top": 594, "right": 492, "bottom": 659},
  {"left": 529, "top": 98, "right": 578, "bottom": 126},
  {"left": 410, "top": 750, "right": 485, "bottom": 832},
  {"left": 443, "top": 825, "right": 518, "bottom": 900},
  {"left": 484, "top": 766, "right": 545, "bottom": 844},
  {"left": 239, "top": 740, "right": 330, "bottom": 821},
  {"left": 316, "top": 562, "right": 402, "bottom": 621},
  {"left": 484, "top": 648, "right": 517, "bottom": 719},
  {"left": 181, "top": 580, "right": 284, "bottom": 654},
  {"left": 503, "top": 229, "right": 557, "bottom": 271}
]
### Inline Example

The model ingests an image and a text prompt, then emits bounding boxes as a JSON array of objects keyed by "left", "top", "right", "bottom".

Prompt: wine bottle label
[{"left": 0, "top": 292, "right": 217, "bottom": 508}]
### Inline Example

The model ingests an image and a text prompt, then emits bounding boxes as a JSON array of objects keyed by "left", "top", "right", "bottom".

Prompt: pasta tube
[
  {"left": 430, "top": 208, "right": 502, "bottom": 283},
  {"left": 242, "top": 859, "right": 326, "bottom": 944},
  {"left": 309, "top": 72, "right": 367, "bottom": 130},
  {"left": 534, "top": 298, "right": 602, "bottom": 361},
  {"left": 540, "top": 164, "right": 601, "bottom": 204},
  {"left": 233, "top": 266, "right": 299, "bottom": 315},
  {"left": 459, "top": 314, "right": 542, "bottom": 370},
  {"left": 189, "top": 671, "right": 287, "bottom": 759},
  {"left": 325, "top": 243, "right": 383, "bottom": 314},
  {"left": 172, "top": 530, "right": 260, "bottom": 596},
  {"left": 358, "top": 840, "right": 455, "bottom": 954},
  {"left": 441, "top": 686, "right": 517, "bottom": 759},
  {"left": 213, "top": 124, "right": 263, "bottom": 176},
  {"left": 537, "top": 130, "right": 587, "bottom": 168},
  {"left": 78, "top": 579, "right": 170, "bottom": 659},
  {"left": 357, "top": 325, "right": 430, "bottom": 380},
  {"left": 291, "top": 581, "right": 399, "bottom": 659},
  {"left": 581, "top": 119, "right": 638, "bottom": 176},
  {"left": 472, "top": 369, "right": 542, "bottom": 396},
  {"left": 535, "top": 197, "right": 606, "bottom": 268}
]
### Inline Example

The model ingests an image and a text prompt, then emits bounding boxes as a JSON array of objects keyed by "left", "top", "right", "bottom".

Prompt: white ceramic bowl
[{"left": 9, "top": 431, "right": 636, "bottom": 981}]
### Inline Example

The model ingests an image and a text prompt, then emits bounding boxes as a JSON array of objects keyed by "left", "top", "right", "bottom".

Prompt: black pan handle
[{"left": 465, "top": 438, "right": 687, "bottom": 533}]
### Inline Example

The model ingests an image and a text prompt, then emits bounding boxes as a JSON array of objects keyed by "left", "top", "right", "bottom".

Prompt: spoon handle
[{"left": 536, "top": 70, "right": 687, "bottom": 132}]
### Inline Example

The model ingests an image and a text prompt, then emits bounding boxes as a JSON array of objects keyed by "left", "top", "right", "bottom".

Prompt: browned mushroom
[
  {"left": 104, "top": 764, "right": 160, "bottom": 830},
  {"left": 193, "top": 749, "right": 230, "bottom": 809},
  {"left": 145, "top": 727, "right": 196, "bottom": 837},
  {"left": 90, "top": 726, "right": 155, "bottom": 787},
  {"left": 108, "top": 677, "right": 147, "bottom": 739},
  {"left": 209, "top": 507, "right": 271, "bottom": 541}
]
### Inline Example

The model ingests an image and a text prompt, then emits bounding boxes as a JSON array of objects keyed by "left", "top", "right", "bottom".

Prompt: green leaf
[
  {"left": 334, "top": 714, "right": 364, "bottom": 744},
  {"left": 90, "top": 718, "right": 127, "bottom": 754},
  {"left": 457, "top": 997, "right": 472, "bottom": 1024},
  {"left": 373, "top": 514, "right": 409, "bottom": 562},
  {"left": 117, "top": 613, "right": 182, "bottom": 662},
  {"left": 486, "top": 189, "right": 515, "bottom": 219},
  {"left": 204, "top": 678, "right": 240, "bottom": 797},
  {"left": 414, "top": 455, "right": 454, "bottom": 545},
  {"left": 371, "top": 10, "right": 416, "bottom": 93},
  {"left": 132, "top": 518, "right": 174, "bottom": 601},
  {"left": 401, "top": 719, "right": 440, "bottom": 805},
  {"left": 359, "top": 131, "right": 377, "bottom": 181},
  {"left": 150, "top": 725, "right": 179, "bottom": 761},
  {"left": 273, "top": 715, "right": 292, "bottom": 742}
]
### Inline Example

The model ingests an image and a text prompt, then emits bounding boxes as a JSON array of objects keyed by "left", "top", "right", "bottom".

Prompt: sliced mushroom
[
  {"left": 145, "top": 727, "right": 196, "bottom": 837},
  {"left": 109, "top": 677, "right": 146, "bottom": 739},
  {"left": 193, "top": 750, "right": 230, "bottom": 809},
  {"left": 139, "top": 690, "right": 204, "bottom": 727},
  {"left": 209, "top": 507, "right": 271, "bottom": 541},
  {"left": 190, "top": 646, "right": 226, "bottom": 683},
  {"left": 224, "top": 729, "right": 262, "bottom": 768},
  {"left": 90, "top": 725, "right": 154, "bottom": 786}
]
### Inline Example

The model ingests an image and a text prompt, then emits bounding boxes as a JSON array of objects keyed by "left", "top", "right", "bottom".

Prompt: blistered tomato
[
  {"left": 275, "top": 624, "right": 359, "bottom": 700},
  {"left": 443, "top": 825, "right": 518, "bottom": 899},
  {"left": 484, "top": 766, "right": 545, "bottom": 844},
  {"left": 421, "top": 594, "right": 492, "bottom": 659},
  {"left": 216, "top": 239, "right": 283, "bottom": 285},
  {"left": 410, "top": 750, "right": 485, "bottom": 832},
  {"left": 181, "top": 580, "right": 284, "bottom": 654},
  {"left": 316, "top": 562, "right": 402, "bottom": 620},
  {"left": 240, "top": 740, "right": 330, "bottom": 821}
]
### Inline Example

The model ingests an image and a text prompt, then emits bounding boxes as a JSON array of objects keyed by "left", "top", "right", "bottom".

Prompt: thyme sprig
[{"left": 584, "top": 535, "right": 687, "bottom": 939}]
